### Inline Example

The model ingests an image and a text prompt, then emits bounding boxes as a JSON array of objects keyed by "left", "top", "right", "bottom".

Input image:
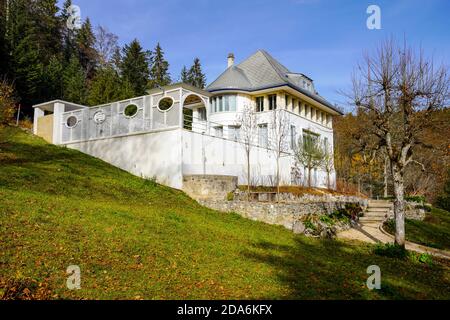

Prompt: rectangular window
[
  {"left": 222, "top": 96, "right": 227, "bottom": 112},
  {"left": 303, "top": 130, "right": 319, "bottom": 146},
  {"left": 285, "top": 95, "right": 289, "bottom": 109},
  {"left": 290, "top": 125, "right": 296, "bottom": 150},
  {"left": 211, "top": 97, "right": 215, "bottom": 113},
  {"left": 229, "top": 125, "right": 241, "bottom": 141},
  {"left": 258, "top": 124, "right": 268, "bottom": 148},
  {"left": 211, "top": 95, "right": 237, "bottom": 113},
  {"left": 215, "top": 126, "right": 223, "bottom": 138},
  {"left": 256, "top": 97, "right": 264, "bottom": 112},
  {"left": 229, "top": 95, "right": 236, "bottom": 111},
  {"left": 268, "top": 95, "right": 277, "bottom": 110},
  {"left": 218, "top": 96, "right": 223, "bottom": 112},
  {"left": 198, "top": 107, "right": 207, "bottom": 121}
]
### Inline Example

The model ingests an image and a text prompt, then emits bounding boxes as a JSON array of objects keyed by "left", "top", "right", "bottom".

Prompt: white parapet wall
[{"left": 66, "top": 128, "right": 184, "bottom": 189}]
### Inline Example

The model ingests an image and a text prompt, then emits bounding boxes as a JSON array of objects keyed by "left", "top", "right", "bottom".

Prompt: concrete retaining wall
[
  {"left": 183, "top": 175, "right": 238, "bottom": 200},
  {"left": 66, "top": 128, "right": 183, "bottom": 189}
]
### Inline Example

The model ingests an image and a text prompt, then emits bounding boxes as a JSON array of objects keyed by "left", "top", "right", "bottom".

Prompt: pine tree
[
  {"left": 35, "top": 0, "right": 61, "bottom": 63},
  {"left": 43, "top": 55, "right": 64, "bottom": 100},
  {"left": 148, "top": 42, "right": 171, "bottom": 89},
  {"left": 180, "top": 65, "right": 189, "bottom": 83},
  {"left": 0, "top": 0, "right": 9, "bottom": 75},
  {"left": 187, "top": 58, "right": 206, "bottom": 89},
  {"left": 88, "top": 66, "right": 134, "bottom": 105},
  {"left": 60, "top": 0, "right": 77, "bottom": 63},
  {"left": 63, "top": 56, "right": 88, "bottom": 104},
  {"left": 120, "top": 39, "right": 150, "bottom": 96},
  {"left": 8, "top": 0, "right": 45, "bottom": 105},
  {"left": 76, "top": 17, "right": 97, "bottom": 79}
]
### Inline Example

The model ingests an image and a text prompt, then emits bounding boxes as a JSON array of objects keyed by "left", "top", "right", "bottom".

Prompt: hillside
[{"left": 0, "top": 126, "right": 449, "bottom": 300}]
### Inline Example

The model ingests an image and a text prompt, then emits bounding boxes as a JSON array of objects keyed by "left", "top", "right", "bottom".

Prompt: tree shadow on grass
[{"left": 243, "top": 237, "right": 450, "bottom": 300}]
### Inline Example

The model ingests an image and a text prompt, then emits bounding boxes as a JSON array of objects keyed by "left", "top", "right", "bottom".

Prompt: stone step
[
  {"left": 368, "top": 203, "right": 393, "bottom": 208},
  {"left": 359, "top": 216, "right": 385, "bottom": 222},
  {"left": 365, "top": 212, "right": 388, "bottom": 218},
  {"left": 367, "top": 207, "right": 390, "bottom": 212},
  {"left": 369, "top": 199, "right": 391, "bottom": 203}
]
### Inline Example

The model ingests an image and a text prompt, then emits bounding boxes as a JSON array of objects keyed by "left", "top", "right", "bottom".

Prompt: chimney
[{"left": 227, "top": 53, "right": 235, "bottom": 68}]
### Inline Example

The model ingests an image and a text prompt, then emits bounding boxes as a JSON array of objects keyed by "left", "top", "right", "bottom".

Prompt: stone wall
[
  {"left": 183, "top": 175, "right": 238, "bottom": 201},
  {"left": 387, "top": 201, "right": 427, "bottom": 221},
  {"left": 200, "top": 195, "right": 367, "bottom": 234}
]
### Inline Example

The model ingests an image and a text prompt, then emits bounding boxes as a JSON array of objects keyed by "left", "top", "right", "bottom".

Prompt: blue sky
[{"left": 63, "top": 0, "right": 450, "bottom": 111}]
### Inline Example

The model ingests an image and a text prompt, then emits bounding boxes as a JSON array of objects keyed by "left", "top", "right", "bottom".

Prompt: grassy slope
[
  {"left": 0, "top": 126, "right": 449, "bottom": 300},
  {"left": 385, "top": 208, "right": 450, "bottom": 250}
]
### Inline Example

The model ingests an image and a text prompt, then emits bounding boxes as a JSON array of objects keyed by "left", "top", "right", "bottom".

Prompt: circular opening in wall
[
  {"left": 66, "top": 115, "right": 78, "bottom": 128},
  {"left": 93, "top": 110, "right": 106, "bottom": 124},
  {"left": 158, "top": 97, "right": 174, "bottom": 112},
  {"left": 124, "top": 104, "right": 138, "bottom": 118}
]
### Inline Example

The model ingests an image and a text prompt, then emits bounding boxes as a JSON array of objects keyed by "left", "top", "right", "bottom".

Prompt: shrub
[
  {"left": 226, "top": 192, "right": 234, "bottom": 201},
  {"left": 303, "top": 219, "right": 316, "bottom": 231},
  {"left": 319, "top": 215, "right": 334, "bottom": 226},
  {"left": 405, "top": 195, "right": 426, "bottom": 204},
  {"left": 383, "top": 219, "right": 395, "bottom": 232},
  {"left": 373, "top": 243, "right": 408, "bottom": 259},
  {"left": 436, "top": 170, "right": 450, "bottom": 211}
]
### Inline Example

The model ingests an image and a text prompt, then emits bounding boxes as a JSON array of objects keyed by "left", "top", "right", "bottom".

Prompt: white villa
[{"left": 33, "top": 50, "right": 342, "bottom": 193}]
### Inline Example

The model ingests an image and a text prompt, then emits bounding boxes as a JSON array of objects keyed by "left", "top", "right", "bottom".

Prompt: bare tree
[
  {"left": 269, "top": 109, "right": 290, "bottom": 200},
  {"left": 346, "top": 39, "right": 449, "bottom": 247},
  {"left": 95, "top": 26, "right": 120, "bottom": 67},
  {"left": 294, "top": 134, "right": 326, "bottom": 188},
  {"left": 322, "top": 140, "right": 334, "bottom": 189},
  {"left": 237, "top": 104, "right": 257, "bottom": 200}
]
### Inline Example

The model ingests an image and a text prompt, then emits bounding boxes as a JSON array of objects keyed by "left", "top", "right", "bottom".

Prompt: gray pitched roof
[{"left": 207, "top": 50, "right": 342, "bottom": 114}]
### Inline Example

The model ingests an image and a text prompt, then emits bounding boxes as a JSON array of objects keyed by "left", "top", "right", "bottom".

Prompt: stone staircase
[{"left": 359, "top": 200, "right": 393, "bottom": 226}]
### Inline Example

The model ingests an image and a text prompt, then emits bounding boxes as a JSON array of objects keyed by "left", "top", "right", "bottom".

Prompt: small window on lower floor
[
  {"left": 215, "top": 126, "right": 223, "bottom": 138},
  {"left": 258, "top": 124, "right": 268, "bottom": 148},
  {"left": 228, "top": 125, "right": 241, "bottom": 141}
]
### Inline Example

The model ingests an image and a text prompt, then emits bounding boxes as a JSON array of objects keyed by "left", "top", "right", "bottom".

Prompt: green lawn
[
  {"left": 1, "top": 126, "right": 449, "bottom": 300},
  {"left": 384, "top": 208, "right": 450, "bottom": 250}
]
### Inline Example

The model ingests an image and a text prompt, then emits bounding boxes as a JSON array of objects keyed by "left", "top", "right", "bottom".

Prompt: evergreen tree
[
  {"left": 88, "top": 66, "right": 134, "bottom": 105},
  {"left": 180, "top": 65, "right": 189, "bottom": 83},
  {"left": 120, "top": 39, "right": 150, "bottom": 96},
  {"left": 43, "top": 55, "right": 64, "bottom": 100},
  {"left": 0, "top": 0, "right": 9, "bottom": 75},
  {"left": 63, "top": 56, "right": 88, "bottom": 104},
  {"left": 187, "top": 58, "right": 206, "bottom": 89},
  {"left": 76, "top": 17, "right": 97, "bottom": 79},
  {"left": 35, "top": 0, "right": 61, "bottom": 63},
  {"left": 148, "top": 42, "right": 171, "bottom": 89},
  {"left": 9, "top": 0, "right": 44, "bottom": 105},
  {"left": 60, "top": 0, "right": 77, "bottom": 63},
  {"left": 111, "top": 47, "right": 122, "bottom": 73}
]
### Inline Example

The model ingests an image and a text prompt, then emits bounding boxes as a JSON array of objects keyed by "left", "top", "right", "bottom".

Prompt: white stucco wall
[
  {"left": 182, "top": 130, "right": 294, "bottom": 186},
  {"left": 200, "top": 93, "right": 336, "bottom": 188},
  {"left": 66, "top": 128, "right": 183, "bottom": 189}
]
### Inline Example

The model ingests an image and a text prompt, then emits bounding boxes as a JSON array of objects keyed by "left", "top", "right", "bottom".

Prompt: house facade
[{"left": 33, "top": 50, "right": 342, "bottom": 192}]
